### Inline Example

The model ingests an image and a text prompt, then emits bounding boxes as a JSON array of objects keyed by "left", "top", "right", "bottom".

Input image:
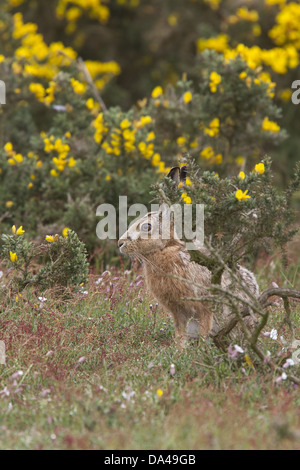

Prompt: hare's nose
[{"left": 118, "top": 239, "right": 125, "bottom": 248}]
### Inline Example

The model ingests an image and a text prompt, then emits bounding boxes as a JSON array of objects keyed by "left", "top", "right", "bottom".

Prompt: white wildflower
[
  {"left": 270, "top": 329, "right": 278, "bottom": 340},
  {"left": 283, "top": 358, "right": 295, "bottom": 369}
]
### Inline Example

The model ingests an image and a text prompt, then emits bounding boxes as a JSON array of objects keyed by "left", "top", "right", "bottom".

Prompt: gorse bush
[
  {"left": 1, "top": 0, "right": 299, "bottom": 166},
  {"left": 155, "top": 157, "right": 300, "bottom": 277},
  {"left": 151, "top": 158, "right": 300, "bottom": 377},
  {"left": 1, "top": 226, "right": 89, "bottom": 293},
  {"left": 0, "top": 9, "right": 159, "bottom": 253},
  {"left": 143, "top": 53, "right": 286, "bottom": 172},
  {"left": 0, "top": 1, "right": 299, "bottom": 262}
]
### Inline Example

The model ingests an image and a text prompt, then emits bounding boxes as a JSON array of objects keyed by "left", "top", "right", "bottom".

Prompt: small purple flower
[
  {"left": 102, "top": 270, "right": 111, "bottom": 277},
  {"left": 0, "top": 387, "right": 10, "bottom": 397},
  {"left": 228, "top": 345, "right": 239, "bottom": 360},
  {"left": 11, "top": 371, "right": 23, "bottom": 380},
  {"left": 263, "top": 351, "right": 271, "bottom": 364},
  {"left": 283, "top": 358, "right": 294, "bottom": 369}
]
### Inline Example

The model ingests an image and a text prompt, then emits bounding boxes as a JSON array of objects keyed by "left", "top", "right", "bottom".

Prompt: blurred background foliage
[{"left": 0, "top": 0, "right": 299, "bottom": 264}]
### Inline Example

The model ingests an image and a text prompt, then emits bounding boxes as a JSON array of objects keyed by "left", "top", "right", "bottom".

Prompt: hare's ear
[
  {"left": 166, "top": 166, "right": 187, "bottom": 185},
  {"left": 159, "top": 203, "right": 174, "bottom": 238},
  {"left": 166, "top": 166, "right": 180, "bottom": 185},
  {"left": 179, "top": 165, "right": 187, "bottom": 183},
  {"left": 158, "top": 203, "right": 173, "bottom": 223}
]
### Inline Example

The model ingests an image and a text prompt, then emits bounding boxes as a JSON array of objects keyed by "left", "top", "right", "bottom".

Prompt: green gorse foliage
[{"left": 1, "top": 228, "right": 89, "bottom": 292}]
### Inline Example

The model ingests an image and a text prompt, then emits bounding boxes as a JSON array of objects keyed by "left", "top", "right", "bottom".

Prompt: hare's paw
[{"left": 186, "top": 318, "right": 201, "bottom": 341}]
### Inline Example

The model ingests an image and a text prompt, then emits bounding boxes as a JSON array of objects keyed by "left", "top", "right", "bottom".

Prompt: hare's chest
[{"left": 143, "top": 262, "right": 191, "bottom": 303}]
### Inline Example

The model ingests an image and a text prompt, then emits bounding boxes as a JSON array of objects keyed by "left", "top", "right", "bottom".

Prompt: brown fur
[
  {"left": 118, "top": 210, "right": 259, "bottom": 341},
  {"left": 143, "top": 244, "right": 213, "bottom": 338}
]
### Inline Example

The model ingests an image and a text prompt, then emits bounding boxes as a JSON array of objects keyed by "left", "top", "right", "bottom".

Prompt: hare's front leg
[
  {"left": 172, "top": 309, "right": 201, "bottom": 343},
  {"left": 186, "top": 318, "right": 202, "bottom": 340}
]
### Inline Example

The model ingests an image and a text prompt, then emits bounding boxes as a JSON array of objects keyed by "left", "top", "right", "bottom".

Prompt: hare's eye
[{"left": 140, "top": 222, "right": 152, "bottom": 232}]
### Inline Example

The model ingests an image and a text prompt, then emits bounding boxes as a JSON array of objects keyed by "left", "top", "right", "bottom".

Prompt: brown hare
[{"left": 118, "top": 169, "right": 259, "bottom": 342}]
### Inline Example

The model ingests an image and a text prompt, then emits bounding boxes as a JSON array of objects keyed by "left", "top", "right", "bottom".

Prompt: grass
[{"left": 0, "top": 254, "right": 300, "bottom": 450}]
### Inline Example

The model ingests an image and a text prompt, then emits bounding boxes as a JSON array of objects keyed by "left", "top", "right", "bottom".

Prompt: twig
[
  {"left": 56, "top": 50, "right": 107, "bottom": 111},
  {"left": 281, "top": 296, "right": 295, "bottom": 341},
  {"left": 77, "top": 58, "right": 107, "bottom": 111},
  {"left": 259, "top": 288, "right": 300, "bottom": 307}
]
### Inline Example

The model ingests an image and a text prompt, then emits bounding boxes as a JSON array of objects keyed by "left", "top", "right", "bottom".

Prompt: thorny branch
[
  {"left": 168, "top": 242, "right": 300, "bottom": 385},
  {"left": 157, "top": 185, "right": 300, "bottom": 383}
]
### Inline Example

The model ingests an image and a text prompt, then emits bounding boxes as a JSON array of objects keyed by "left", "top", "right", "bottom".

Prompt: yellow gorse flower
[
  {"left": 236, "top": 189, "right": 251, "bottom": 201},
  {"left": 12, "top": 225, "right": 25, "bottom": 235},
  {"left": 209, "top": 71, "right": 221, "bottom": 93},
  {"left": 245, "top": 354, "right": 254, "bottom": 369},
  {"left": 138, "top": 141, "right": 154, "bottom": 159},
  {"left": 10, "top": 252, "right": 18, "bottom": 263},
  {"left": 16, "top": 226, "right": 25, "bottom": 235},
  {"left": 197, "top": 34, "right": 228, "bottom": 53},
  {"left": 120, "top": 119, "right": 131, "bottom": 129},
  {"left": 68, "top": 157, "right": 76, "bottom": 167},
  {"left": 146, "top": 131, "right": 155, "bottom": 142},
  {"left": 181, "top": 192, "right": 192, "bottom": 204},
  {"left": 62, "top": 227, "right": 70, "bottom": 238},
  {"left": 262, "top": 117, "right": 280, "bottom": 132},
  {"left": 151, "top": 86, "right": 163, "bottom": 98},
  {"left": 183, "top": 91, "right": 192, "bottom": 103},
  {"left": 139, "top": 115, "right": 152, "bottom": 127},
  {"left": 29, "top": 82, "right": 45, "bottom": 101},
  {"left": 4, "top": 142, "right": 13, "bottom": 155},
  {"left": 177, "top": 136, "right": 187, "bottom": 147},
  {"left": 50, "top": 169, "right": 59, "bottom": 177},
  {"left": 200, "top": 146, "right": 214, "bottom": 160},
  {"left": 204, "top": 118, "right": 220, "bottom": 137},
  {"left": 70, "top": 78, "right": 87, "bottom": 94},
  {"left": 236, "top": 156, "right": 245, "bottom": 166},
  {"left": 254, "top": 163, "right": 265, "bottom": 174},
  {"left": 45, "top": 235, "right": 54, "bottom": 242},
  {"left": 152, "top": 153, "right": 161, "bottom": 167}
]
